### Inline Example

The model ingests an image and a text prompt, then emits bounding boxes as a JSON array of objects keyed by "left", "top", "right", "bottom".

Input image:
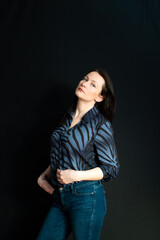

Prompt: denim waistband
[{"left": 53, "top": 180, "right": 102, "bottom": 192}]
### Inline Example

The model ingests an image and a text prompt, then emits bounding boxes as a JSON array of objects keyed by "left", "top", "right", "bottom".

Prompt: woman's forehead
[{"left": 86, "top": 71, "right": 105, "bottom": 85}]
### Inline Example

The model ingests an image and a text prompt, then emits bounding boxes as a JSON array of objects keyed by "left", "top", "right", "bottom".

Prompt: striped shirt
[{"left": 50, "top": 105, "right": 120, "bottom": 187}]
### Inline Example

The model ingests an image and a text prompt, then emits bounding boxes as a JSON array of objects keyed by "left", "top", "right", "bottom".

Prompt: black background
[{"left": 1, "top": 0, "right": 160, "bottom": 239}]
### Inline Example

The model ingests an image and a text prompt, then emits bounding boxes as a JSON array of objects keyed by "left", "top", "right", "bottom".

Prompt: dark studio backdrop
[{"left": 1, "top": 0, "right": 160, "bottom": 239}]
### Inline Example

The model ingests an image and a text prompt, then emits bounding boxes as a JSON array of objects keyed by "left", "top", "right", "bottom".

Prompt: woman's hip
[{"left": 52, "top": 180, "right": 107, "bottom": 215}]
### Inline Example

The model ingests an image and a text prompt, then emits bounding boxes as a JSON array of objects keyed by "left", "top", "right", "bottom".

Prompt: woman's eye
[
  {"left": 83, "top": 78, "right": 88, "bottom": 81},
  {"left": 91, "top": 83, "right": 96, "bottom": 87}
]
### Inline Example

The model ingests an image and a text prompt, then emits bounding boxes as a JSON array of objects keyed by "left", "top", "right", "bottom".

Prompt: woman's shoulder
[
  {"left": 50, "top": 125, "right": 65, "bottom": 137},
  {"left": 96, "top": 111, "right": 114, "bottom": 134}
]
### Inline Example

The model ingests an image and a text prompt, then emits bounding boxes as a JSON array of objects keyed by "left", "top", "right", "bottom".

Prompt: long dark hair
[{"left": 57, "top": 68, "right": 116, "bottom": 127}]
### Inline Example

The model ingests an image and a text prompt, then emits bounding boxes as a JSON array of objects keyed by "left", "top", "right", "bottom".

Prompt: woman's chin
[{"left": 75, "top": 91, "right": 83, "bottom": 98}]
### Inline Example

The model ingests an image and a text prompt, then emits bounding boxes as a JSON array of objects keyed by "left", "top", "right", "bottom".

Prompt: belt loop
[
  {"left": 98, "top": 180, "right": 102, "bottom": 184},
  {"left": 70, "top": 183, "right": 74, "bottom": 193}
]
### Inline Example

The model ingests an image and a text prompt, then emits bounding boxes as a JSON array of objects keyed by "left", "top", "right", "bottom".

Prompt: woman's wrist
[{"left": 75, "top": 170, "right": 82, "bottom": 181}]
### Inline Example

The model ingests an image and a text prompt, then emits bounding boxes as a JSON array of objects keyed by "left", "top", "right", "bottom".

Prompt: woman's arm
[
  {"left": 93, "top": 120, "right": 120, "bottom": 182},
  {"left": 56, "top": 167, "right": 104, "bottom": 184},
  {"left": 76, "top": 167, "right": 104, "bottom": 181},
  {"left": 37, "top": 165, "right": 54, "bottom": 194}
]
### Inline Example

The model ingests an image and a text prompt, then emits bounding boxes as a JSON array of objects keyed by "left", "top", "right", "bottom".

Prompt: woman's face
[{"left": 75, "top": 71, "right": 105, "bottom": 103}]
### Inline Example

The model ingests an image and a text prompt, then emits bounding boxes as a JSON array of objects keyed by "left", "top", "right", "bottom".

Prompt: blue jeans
[{"left": 37, "top": 180, "right": 107, "bottom": 240}]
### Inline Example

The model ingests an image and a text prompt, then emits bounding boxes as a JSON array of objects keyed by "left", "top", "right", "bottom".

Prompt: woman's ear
[{"left": 95, "top": 94, "right": 104, "bottom": 103}]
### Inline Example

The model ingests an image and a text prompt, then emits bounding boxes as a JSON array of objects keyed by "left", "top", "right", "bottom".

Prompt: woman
[{"left": 37, "top": 68, "right": 120, "bottom": 240}]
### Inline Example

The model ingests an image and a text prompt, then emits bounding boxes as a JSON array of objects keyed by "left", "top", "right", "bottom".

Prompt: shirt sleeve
[{"left": 94, "top": 120, "right": 120, "bottom": 182}]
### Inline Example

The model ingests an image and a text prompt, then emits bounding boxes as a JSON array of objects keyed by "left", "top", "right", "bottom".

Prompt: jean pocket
[
  {"left": 51, "top": 188, "right": 59, "bottom": 199},
  {"left": 74, "top": 183, "right": 96, "bottom": 196}
]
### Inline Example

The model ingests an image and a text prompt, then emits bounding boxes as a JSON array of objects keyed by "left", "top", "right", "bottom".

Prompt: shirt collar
[{"left": 67, "top": 105, "right": 99, "bottom": 123}]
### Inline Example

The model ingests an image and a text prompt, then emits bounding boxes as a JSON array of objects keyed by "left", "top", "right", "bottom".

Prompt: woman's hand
[
  {"left": 37, "top": 173, "right": 54, "bottom": 195},
  {"left": 56, "top": 169, "right": 78, "bottom": 184}
]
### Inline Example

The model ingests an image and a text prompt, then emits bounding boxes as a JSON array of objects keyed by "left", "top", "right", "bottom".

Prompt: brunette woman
[{"left": 37, "top": 68, "right": 120, "bottom": 240}]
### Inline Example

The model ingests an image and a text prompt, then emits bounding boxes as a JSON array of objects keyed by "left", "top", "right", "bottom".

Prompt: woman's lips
[{"left": 78, "top": 87, "right": 84, "bottom": 93}]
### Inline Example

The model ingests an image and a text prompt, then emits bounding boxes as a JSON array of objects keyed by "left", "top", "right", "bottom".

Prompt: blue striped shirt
[{"left": 50, "top": 105, "right": 120, "bottom": 187}]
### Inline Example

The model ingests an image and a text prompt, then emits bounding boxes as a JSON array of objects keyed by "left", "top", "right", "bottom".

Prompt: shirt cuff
[{"left": 98, "top": 165, "right": 118, "bottom": 182}]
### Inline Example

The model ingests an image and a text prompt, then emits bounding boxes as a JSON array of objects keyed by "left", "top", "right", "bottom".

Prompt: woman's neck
[{"left": 73, "top": 99, "right": 95, "bottom": 119}]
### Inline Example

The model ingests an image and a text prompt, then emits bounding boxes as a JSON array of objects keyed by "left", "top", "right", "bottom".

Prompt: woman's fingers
[
  {"left": 56, "top": 169, "right": 76, "bottom": 184},
  {"left": 56, "top": 169, "right": 63, "bottom": 183}
]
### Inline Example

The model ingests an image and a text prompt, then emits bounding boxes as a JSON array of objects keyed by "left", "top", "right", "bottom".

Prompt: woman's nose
[{"left": 81, "top": 81, "right": 87, "bottom": 87}]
